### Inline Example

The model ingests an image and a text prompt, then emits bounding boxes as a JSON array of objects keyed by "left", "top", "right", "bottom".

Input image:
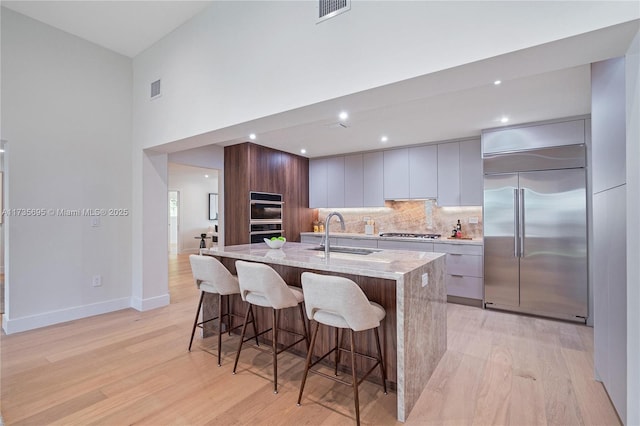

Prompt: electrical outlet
[
  {"left": 92, "top": 275, "right": 102, "bottom": 287},
  {"left": 421, "top": 273, "right": 429, "bottom": 288},
  {"left": 468, "top": 216, "right": 479, "bottom": 224}
]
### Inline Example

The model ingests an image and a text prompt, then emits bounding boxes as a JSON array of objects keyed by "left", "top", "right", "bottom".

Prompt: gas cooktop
[{"left": 379, "top": 233, "right": 441, "bottom": 239}]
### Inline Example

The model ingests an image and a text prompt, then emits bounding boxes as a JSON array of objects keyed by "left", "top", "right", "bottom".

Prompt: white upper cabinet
[
  {"left": 383, "top": 148, "right": 410, "bottom": 199},
  {"left": 363, "top": 151, "right": 385, "bottom": 207},
  {"left": 309, "top": 158, "right": 328, "bottom": 208},
  {"left": 437, "top": 142, "right": 460, "bottom": 206},
  {"left": 344, "top": 154, "right": 364, "bottom": 207},
  {"left": 310, "top": 139, "right": 482, "bottom": 208},
  {"left": 310, "top": 152, "right": 385, "bottom": 208},
  {"left": 459, "top": 139, "right": 483, "bottom": 206},
  {"left": 327, "top": 156, "right": 345, "bottom": 207},
  {"left": 437, "top": 139, "right": 483, "bottom": 206},
  {"left": 592, "top": 58, "right": 626, "bottom": 193},
  {"left": 409, "top": 145, "right": 438, "bottom": 199},
  {"left": 482, "top": 119, "right": 585, "bottom": 154}
]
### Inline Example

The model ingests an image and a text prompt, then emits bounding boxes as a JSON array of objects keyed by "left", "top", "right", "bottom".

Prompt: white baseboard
[
  {"left": 130, "top": 293, "right": 170, "bottom": 311},
  {"left": 2, "top": 297, "right": 131, "bottom": 335}
]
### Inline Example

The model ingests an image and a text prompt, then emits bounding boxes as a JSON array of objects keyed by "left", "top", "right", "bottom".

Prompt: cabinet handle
[
  {"left": 449, "top": 253, "right": 462, "bottom": 256},
  {"left": 450, "top": 274, "right": 465, "bottom": 278}
]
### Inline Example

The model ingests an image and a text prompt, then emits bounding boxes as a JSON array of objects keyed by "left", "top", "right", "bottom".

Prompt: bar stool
[
  {"left": 233, "top": 260, "right": 310, "bottom": 394},
  {"left": 297, "top": 272, "right": 387, "bottom": 426},
  {"left": 188, "top": 255, "right": 258, "bottom": 366}
]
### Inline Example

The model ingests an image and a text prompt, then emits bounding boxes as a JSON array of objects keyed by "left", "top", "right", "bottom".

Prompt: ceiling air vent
[
  {"left": 150, "top": 79, "right": 161, "bottom": 100},
  {"left": 317, "top": 0, "right": 350, "bottom": 23}
]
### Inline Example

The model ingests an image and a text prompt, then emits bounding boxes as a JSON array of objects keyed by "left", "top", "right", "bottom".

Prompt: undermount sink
[{"left": 307, "top": 246, "right": 381, "bottom": 255}]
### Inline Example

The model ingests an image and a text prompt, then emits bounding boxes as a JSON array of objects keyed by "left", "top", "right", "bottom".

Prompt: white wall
[
  {"left": 0, "top": 144, "right": 4, "bottom": 275},
  {"left": 132, "top": 1, "right": 639, "bottom": 150},
  {"left": 625, "top": 29, "right": 640, "bottom": 426},
  {"left": 168, "top": 163, "right": 219, "bottom": 253},
  {"left": 0, "top": 8, "right": 133, "bottom": 333}
]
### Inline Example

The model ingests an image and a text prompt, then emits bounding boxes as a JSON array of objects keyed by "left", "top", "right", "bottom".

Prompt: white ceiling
[
  {"left": 1, "top": 1, "right": 213, "bottom": 58},
  {"left": 168, "top": 162, "right": 218, "bottom": 185},
  {"left": 2, "top": 2, "right": 638, "bottom": 157}
]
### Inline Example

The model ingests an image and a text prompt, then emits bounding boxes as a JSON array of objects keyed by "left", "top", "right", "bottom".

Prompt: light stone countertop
[
  {"left": 299, "top": 231, "right": 483, "bottom": 245},
  {"left": 203, "top": 241, "right": 445, "bottom": 280}
]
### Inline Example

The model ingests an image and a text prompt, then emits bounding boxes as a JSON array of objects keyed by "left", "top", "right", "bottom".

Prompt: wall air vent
[
  {"left": 317, "top": 0, "right": 350, "bottom": 23},
  {"left": 150, "top": 79, "right": 161, "bottom": 100}
]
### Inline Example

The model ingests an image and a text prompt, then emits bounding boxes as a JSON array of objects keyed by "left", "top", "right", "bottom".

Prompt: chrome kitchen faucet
[{"left": 320, "top": 212, "right": 345, "bottom": 257}]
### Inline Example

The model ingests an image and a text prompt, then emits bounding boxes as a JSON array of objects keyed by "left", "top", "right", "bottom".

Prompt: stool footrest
[
  {"left": 245, "top": 326, "right": 307, "bottom": 354},
  {"left": 307, "top": 347, "right": 382, "bottom": 387}
]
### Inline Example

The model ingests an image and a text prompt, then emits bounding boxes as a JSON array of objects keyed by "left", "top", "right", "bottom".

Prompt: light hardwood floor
[{"left": 0, "top": 254, "right": 620, "bottom": 425}]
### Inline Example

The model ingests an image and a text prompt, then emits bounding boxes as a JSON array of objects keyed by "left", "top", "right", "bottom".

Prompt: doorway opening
[
  {"left": 167, "top": 163, "right": 220, "bottom": 255},
  {"left": 168, "top": 190, "right": 180, "bottom": 254}
]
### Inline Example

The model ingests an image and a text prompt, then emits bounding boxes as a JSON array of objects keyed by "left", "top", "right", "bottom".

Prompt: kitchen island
[{"left": 203, "top": 242, "right": 446, "bottom": 422}]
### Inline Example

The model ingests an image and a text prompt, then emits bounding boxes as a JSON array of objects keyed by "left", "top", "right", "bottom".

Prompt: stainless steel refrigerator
[{"left": 483, "top": 144, "right": 588, "bottom": 322}]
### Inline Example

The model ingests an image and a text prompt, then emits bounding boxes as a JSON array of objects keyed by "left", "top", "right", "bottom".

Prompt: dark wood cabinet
[{"left": 224, "top": 142, "right": 313, "bottom": 245}]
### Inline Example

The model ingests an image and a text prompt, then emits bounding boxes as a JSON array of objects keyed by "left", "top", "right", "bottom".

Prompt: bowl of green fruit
[{"left": 264, "top": 236, "right": 286, "bottom": 249}]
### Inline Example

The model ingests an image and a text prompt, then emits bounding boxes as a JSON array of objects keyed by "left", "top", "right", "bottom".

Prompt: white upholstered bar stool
[
  {"left": 233, "top": 260, "right": 310, "bottom": 394},
  {"left": 188, "top": 255, "right": 258, "bottom": 366},
  {"left": 297, "top": 272, "right": 387, "bottom": 426}
]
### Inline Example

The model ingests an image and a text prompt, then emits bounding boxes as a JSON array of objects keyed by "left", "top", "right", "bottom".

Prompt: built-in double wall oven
[{"left": 249, "top": 191, "right": 284, "bottom": 243}]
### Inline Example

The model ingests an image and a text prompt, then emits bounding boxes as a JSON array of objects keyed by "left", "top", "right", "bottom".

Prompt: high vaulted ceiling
[
  {"left": 2, "top": 1, "right": 638, "bottom": 157},
  {"left": 1, "top": 1, "right": 213, "bottom": 58}
]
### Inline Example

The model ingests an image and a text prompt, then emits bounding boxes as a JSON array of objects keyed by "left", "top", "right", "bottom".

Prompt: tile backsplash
[{"left": 316, "top": 200, "right": 483, "bottom": 238}]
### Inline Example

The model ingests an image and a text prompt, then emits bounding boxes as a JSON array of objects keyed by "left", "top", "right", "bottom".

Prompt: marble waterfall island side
[{"left": 204, "top": 242, "right": 446, "bottom": 422}]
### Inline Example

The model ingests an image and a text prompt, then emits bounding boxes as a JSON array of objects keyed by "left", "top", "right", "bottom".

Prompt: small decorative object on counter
[
  {"left": 456, "top": 219, "right": 462, "bottom": 232},
  {"left": 318, "top": 222, "right": 324, "bottom": 233},
  {"left": 364, "top": 219, "right": 374, "bottom": 235},
  {"left": 451, "top": 226, "right": 458, "bottom": 238},
  {"left": 313, "top": 221, "right": 319, "bottom": 233},
  {"left": 264, "top": 236, "right": 286, "bottom": 249}
]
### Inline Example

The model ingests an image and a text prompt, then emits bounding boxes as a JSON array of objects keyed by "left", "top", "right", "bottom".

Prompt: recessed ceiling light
[
  {"left": 249, "top": 133, "right": 256, "bottom": 140},
  {"left": 339, "top": 111, "right": 349, "bottom": 121},
  {"left": 300, "top": 149, "right": 307, "bottom": 154},
  {"left": 0, "top": 149, "right": 4, "bottom": 153},
  {"left": 500, "top": 116, "right": 509, "bottom": 123},
  {"left": 494, "top": 80, "right": 502, "bottom": 85},
  {"left": 204, "top": 174, "right": 209, "bottom": 178},
  {"left": 381, "top": 135, "right": 388, "bottom": 143}
]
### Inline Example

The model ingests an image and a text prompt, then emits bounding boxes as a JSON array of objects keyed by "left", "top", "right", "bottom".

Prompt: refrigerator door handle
[
  {"left": 514, "top": 188, "right": 519, "bottom": 257},
  {"left": 519, "top": 188, "right": 525, "bottom": 258}
]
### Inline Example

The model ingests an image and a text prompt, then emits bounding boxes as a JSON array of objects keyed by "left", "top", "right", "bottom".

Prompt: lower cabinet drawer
[
  {"left": 446, "top": 254, "right": 483, "bottom": 277},
  {"left": 446, "top": 275, "right": 483, "bottom": 299}
]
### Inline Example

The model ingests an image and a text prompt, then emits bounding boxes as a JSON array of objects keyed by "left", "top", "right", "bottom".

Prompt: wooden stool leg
[
  {"left": 233, "top": 303, "right": 252, "bottom": 374},
  {"left": 349, "top": 329, "right": 360, "bottom": 426},
  {"left": 250, "top": 306, "right": 259, "bottom": 346},
  {"left": 299, "top": 303, "right": 310, "bottom": 350},
  {"left": 227, "top": 294, "right": 232, "bottom": 336},
  {"left": 334, "top": 327, "right": 340, "bottom": 376},
  {"left": 374, "top": 327, "right": 387, "bottom": 394},
  {"left": 272, "top": 308, "right": 279, "bottom": 394},
  {"left": 297, "top": 321, "right": 320, "bottom": 406},
  {"left": 188, "top": 292, "right": 205, "bottom": 351},
  {"left": 217, "top": 294, "right": 224, "bottom": 366}
]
